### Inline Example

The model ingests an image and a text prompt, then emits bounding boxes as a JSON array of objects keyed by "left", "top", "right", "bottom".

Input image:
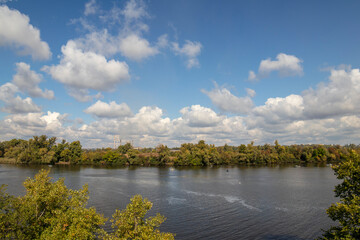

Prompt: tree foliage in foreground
[
  {"left": 0, "top": 170, "right": 174, "bottom": 240},
  {"left": 105, "top": 195, "right": 174, "bottom": 240},
  {"left": 320, "top": 151, "right": 360, "bottom": 239}
]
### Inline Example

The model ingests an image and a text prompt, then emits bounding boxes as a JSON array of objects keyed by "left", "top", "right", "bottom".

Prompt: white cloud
[
  {"left": 122, "top": 0, "right": 148, "bottom": 22},
  {"left": 157, "top": 34, "right": 168, "bottom": 48},
  {"left": 119, "top": 34, "right": 159, "bottom": 61},
  {"left": 303, "top": 68, "right": 360, "bottom": 119},
  {"left": 40, "top": 111, "right": 66, "bottom": 133},
  {"left": 0, "top": 111, "right": 68, "bottom": 140},
  {"left": 84, "top": 0, "right": 97, "bottom": 16},
  {"left": 7, "top": 112, "right": 47, "bottom": 127},
  {"left": 239, "top": 65, "right": 360, "bottom": 144},
  {"left": 246, "top": 88, "right": 256, "bottom": 98},
  {"left": 84, "top": 100, "right": 132, "bottom": 118},
  {"left": 12, "top": 62, "right": 54, "bottom": 99},
  {"left": 67, "top": 88, "right": 103, "bottom": 102},
  {"left": 172, "top": 40, "right": 202, "bottom": 68},
  {"left": 129, "top": 106, "right": 172, "bottom": 135},
  {"left": 0, "top": 5, "right": 51, "bottom": 60},
  {"left": 202, "top": 84, "right": 254, "bottom": 114},
  {"left": 73, "top": 30, "right": 119, "bottom": 57},
  {"left": 0, "top": 65, "right": 49, "bottom": 114},
  {"left": 0, "top": 82, "right": 18, "bottom": 100},
  {"left": 72, "top": 0, "right": 160, "bottom": 62},
  {"left": 1, "top": 95, "right": 41, "bottom": 114},
  {"left": 67, "top": 89, "right": 93, "bottom": 103},
  {"left": 73, "top": 30, "right": 159, "bottom": 62},
  {"left": 248, "top": 70, "right": 257, "bottom": 81},
  {"left": 249, "top": 53, "right": 303, "bottom": 80},
  {"left": 43, "top": 40, "right": 130, "bottom": 92},
  {"left": 250, "top": 67, "right": 360, "bottom": 123},
  {"left": 180, "top": 105, "right": 224, "bottom": 127},
  {"left": 252, "top": 94, "right": 304, "bottom": 124},
  {"left": 0, "top": 82, "right": 41, "bottom": 114}
]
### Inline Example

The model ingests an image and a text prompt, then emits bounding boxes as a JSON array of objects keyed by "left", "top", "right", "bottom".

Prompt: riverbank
[
  {"left": 1, "top": 136, "right": 355, "bottom": 167},
  {"left": 0, "top": 157, "right": 17, "bottom": 164}
]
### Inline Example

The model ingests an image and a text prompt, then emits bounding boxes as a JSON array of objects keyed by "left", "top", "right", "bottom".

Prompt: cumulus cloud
[
  {"left": 241, "top": 65, "right": 360, "bottom": 145},
  {"left": 129, "top": 106, "right": 172, "bottom": 135},
  {"left": 0, "top": 111, "right": 68, "bottom": 140},
  {"left": 12, "top": 62, "right": 54, "bottom": 99},
  {"left": 248, "top": 53, "right": 303, "bottom": 81},
  {"left": 7, "top": 112, "right": 47, "bottom": 128},
  {"left": 119, "top": 34, "right": 159, "bottom": 61},
  {"left": 0, "top": 82, "right": 18, "bottom": 100},
  {"left": 172, "top": 40, "right": 202, "bottom": 68},
  {"left": 43, "top": 40, "right": 130, "bottom": 92},
  {"left": 303, "top": 68, "right": 360, "bottom": 119},
  {"left": 0, "top": 64, "right": 50, "bottom": 114},
  {"left": 84, "top": 100, "right": 132, "bottom": 118},
  {"left": 180, "top": 105, "right": 224, "bottom": 127},
  {"left": 251, "top": 66, "right": 360, "bottom": 124},
  {"left": 0, "top": 5, "right": 51, "bottom": 60},
  {"left": 2, "top": 95, "right": 40, "bottom": 114},
  {"left": 252, "top": 94, "right": 304, "bottom": 124},
  {"left": 0, "top": 82, "right": 41, "bottom": 114},
  {"left": 202, "top": 84, "right": 254, "bottom": 114}
]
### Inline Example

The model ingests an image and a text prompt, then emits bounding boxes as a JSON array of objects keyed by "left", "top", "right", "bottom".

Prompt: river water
[{"left": 0, "top": 164, "right": 339, "bottom": 240}]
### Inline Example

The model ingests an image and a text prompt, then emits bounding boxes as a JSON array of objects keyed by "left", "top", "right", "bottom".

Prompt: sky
[{"left": 1, "top": 0, "right": 360, "bottom": 148}]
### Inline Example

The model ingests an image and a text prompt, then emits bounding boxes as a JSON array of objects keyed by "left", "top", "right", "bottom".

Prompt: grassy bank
[{"left": 0, "top": 157, "right": 17, "bottom": 164}]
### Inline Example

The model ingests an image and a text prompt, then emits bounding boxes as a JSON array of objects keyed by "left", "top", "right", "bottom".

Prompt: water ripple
[{"left": 184, "top": 190, "right": 262, "bottom": 212}]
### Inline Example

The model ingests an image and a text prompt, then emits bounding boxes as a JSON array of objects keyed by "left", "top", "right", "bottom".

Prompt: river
[{"left": 0, "top": 164, "right": 339, "bottom": 240}]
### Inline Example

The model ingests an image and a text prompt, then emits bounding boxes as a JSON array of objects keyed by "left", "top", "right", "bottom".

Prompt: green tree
[
  {"left": 156, "top": 144, "right": 170, "bottom": 166},
  {"left": 106, "top": 195, "right": 174, "bottom": 240},
  {"left": 0, "top": 171, "right": 175, "bottom": 239},
  {"left": 118, "top": 143, "right": 133, "bottom": 154},
  {"left": 0, "top": 169, "right": 106, "bottom": 239},
  {"left": 69, "top": 141, "right": 82, "bottom": 164},
  {"left": 320, "top": 151, "right": 360, "bottom": 239},
  {"left": 0, "top": 185, "right": 16, "bottom": 238},
  {"left": 103, "top": 150, "right": 121, "bottom": 164}
]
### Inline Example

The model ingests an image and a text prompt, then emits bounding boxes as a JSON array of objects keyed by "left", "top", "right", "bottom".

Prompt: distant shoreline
[{"left": 1, "top": 136, "right": 355, "bottom": 167}]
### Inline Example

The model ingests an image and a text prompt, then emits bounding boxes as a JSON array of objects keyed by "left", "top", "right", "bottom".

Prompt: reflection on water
[{"left": 0, "top": 164, "right": 339, "bottom": 240}]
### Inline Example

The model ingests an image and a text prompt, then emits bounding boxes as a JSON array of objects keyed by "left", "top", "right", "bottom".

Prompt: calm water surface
[{"left": 0, "top": 164, "right": 339, "bottom": 240}]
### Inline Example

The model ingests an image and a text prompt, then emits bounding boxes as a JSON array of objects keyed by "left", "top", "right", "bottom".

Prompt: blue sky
[{"left": 1, "top": 0, "right": 360, "bottom": 147}]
